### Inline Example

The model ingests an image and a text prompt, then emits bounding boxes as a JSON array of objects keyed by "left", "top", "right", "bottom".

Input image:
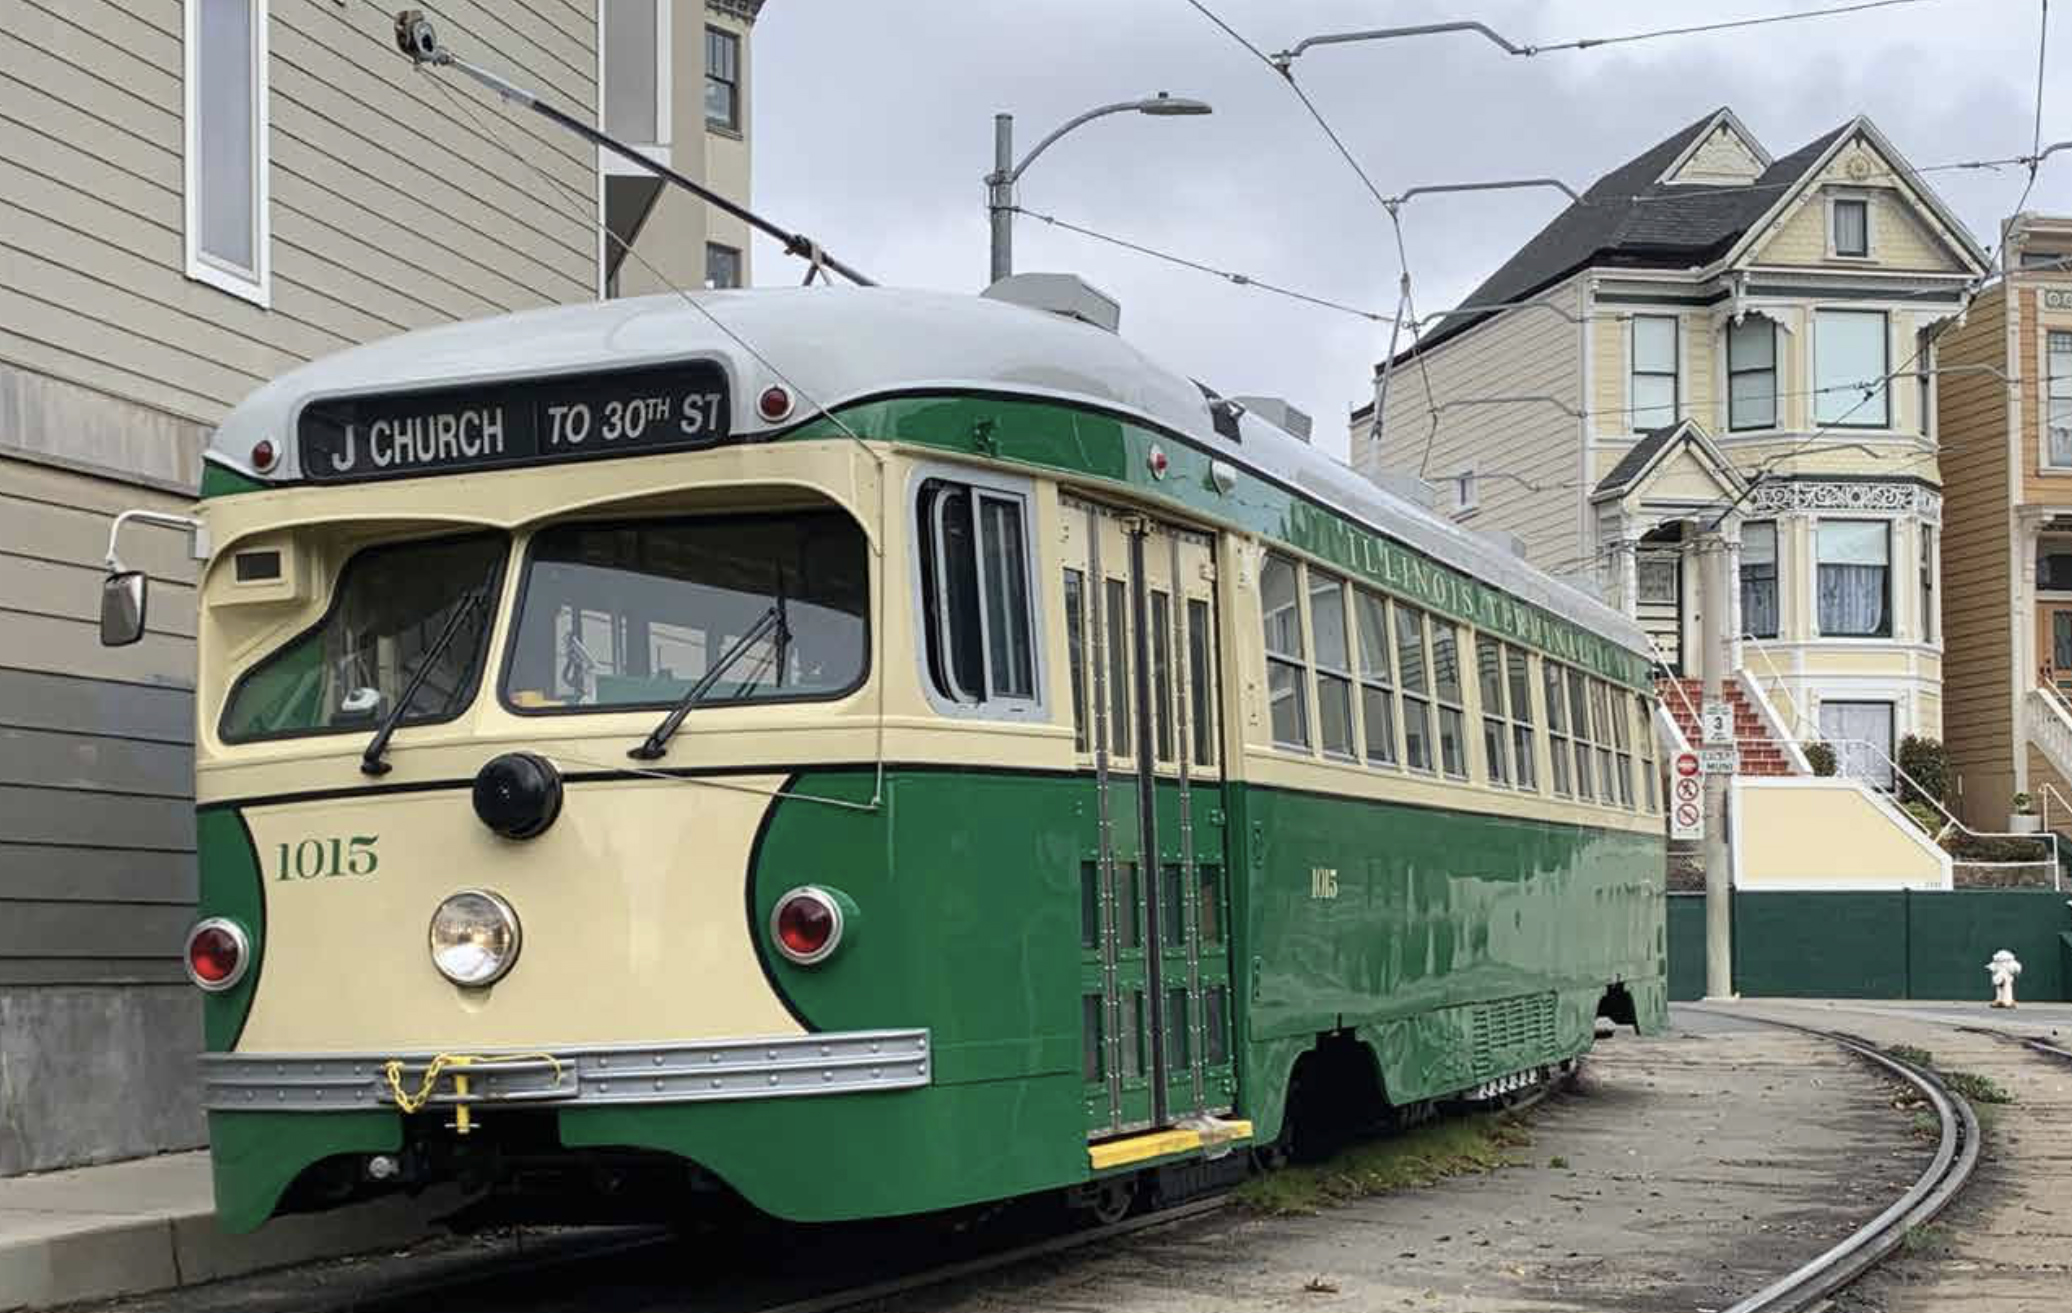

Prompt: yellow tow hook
[{"left": 382, "top": 1052, "right": 565, "bottom": 1136}]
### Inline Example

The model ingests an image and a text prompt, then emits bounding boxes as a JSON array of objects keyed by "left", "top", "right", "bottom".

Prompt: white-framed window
[
  {"left": 1816, "top": 519, "right": 1892, "bottom": 638},
  {"left": 1741, "top": 522, "right": 1779, "bottom": 640},
  {"left": 184, "top": 0, "right": 269, "bottom": 306},
  {"left": 1453, "top": 469, "right": 1479, "bottom": 515},
  {"left": 705, "top": 243, "right": 743, "bottom": 289},
  {"left": 1832, "top": 196, "right": 1871, "bottom": 258},
  {"left": 1431, "top": 620, "right": 1468, "bottom": 779},
  {"left": 1635, "top": 692, "right": 1660, "bottom": 813},
  {"left": 602, "top": 0, "right": 671, "bottom": 158},
  {"left": 1630, "top": 315, "right": 1679, "bottom": 431},
  {"left": 1919, "top": 525, "right": 1937, "bottom": 644},
  {"left": 1814, "top": 309, "right": 1890, "bottom": 427},
  {"left": 1309, "top": 570, "right": 1356, "bottom": 760},
  {"left": 1819, "top": 699, "right": 1896, "bottom": 790},
  {"left": 706, "top": 25, "right": 742, "bottom": 131},
  {"left": 2048, "top": 331, "right": 2072, "bottom": 469},
  {"left": 1477, "top": 638, "right": 1537, "bottom": 791},
  {"left": 1543, "top": 660, "right": 1575, "bottom": 796},
  {"left": 1261, "top": 552, "right": 1309, "bottom": 749},
  {"left": 1353, "top": 587, "right": 1398, "bottom": 767},
  {"left": 915, "top": 473, "right": 1042, "bottom": 716},
  {"left": 1726, "top": 316, "right": 1777, "bottom": 431}
]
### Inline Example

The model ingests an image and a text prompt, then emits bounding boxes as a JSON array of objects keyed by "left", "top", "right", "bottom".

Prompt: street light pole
[
  {"left": 990, "top": 114, "right": 1017, "bottom": 286},
  {"left": 985, "top": 93, "right": 1213, "bottom": 287}
]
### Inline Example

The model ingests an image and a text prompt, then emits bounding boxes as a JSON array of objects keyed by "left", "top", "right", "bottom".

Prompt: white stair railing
[{"left": 2025, "top": 688, "right": 2072, "bottom": 789}]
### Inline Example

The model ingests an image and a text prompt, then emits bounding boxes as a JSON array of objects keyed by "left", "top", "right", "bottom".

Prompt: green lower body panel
[
  {"left": 210, "top": 1111, "right": 402, "bottom": 1234},
  {"left": 559, "top": 1075, "right": 1088, "bottom": 1222}
]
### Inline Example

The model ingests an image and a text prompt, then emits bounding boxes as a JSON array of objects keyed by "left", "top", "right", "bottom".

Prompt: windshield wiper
[
  {"left": 629, "top": 578, "right": 790, "bottom": 762},
  {"left": 360, "top": 591, "right": 486, "bottom": 776}
]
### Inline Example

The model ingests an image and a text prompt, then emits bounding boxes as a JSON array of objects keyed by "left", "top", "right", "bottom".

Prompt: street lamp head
[{"left": 1137, "top": 93, "right": 1213, "bottom": 117}]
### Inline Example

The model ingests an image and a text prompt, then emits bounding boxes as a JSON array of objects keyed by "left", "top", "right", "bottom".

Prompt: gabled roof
[
  {"left": 1590, "top": 420, "right": 1746, "bottom": 503},
  {"left": 1398, "top": 110, "right": 1848, "bottom": 365}
]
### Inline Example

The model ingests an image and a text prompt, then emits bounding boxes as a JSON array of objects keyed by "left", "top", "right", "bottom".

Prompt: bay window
[
  {"left": 1814, "top": 310, "right": 1889, "bottom": 427},
  {"left": 1741, "top": 522, "right": 1779, "bottom": 640},
  {"left": 1817, "top": 520, "right": 1891, "bottom": 638},
  {"left": 2049, "top": 331, "right": 2072, "bottom": 469}
]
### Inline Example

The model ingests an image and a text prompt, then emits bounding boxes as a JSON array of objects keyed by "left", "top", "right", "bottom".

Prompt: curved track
[{"left": 1686, "top": 1008, "right": 1982, "bottom": 1313}]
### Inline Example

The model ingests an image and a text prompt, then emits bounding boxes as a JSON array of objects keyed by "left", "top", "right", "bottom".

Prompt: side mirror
[{"left": 100, "top": 571, "right": 148, "bottom": 647}]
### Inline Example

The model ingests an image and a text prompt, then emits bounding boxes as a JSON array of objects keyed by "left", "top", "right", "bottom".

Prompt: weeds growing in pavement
[
  {"left": 1548, "top": 1155, "right": 1570, "bottom": 1169},
  {"left": 1885, "top": 1044, "right": 1935, "bottom": 1069},
  {"left": 1236, "top": 1114, "right": 1531, "bottom": 1216},
  {"left": 1901, "top": 1221, "right": 1947, "bottom": 1254},
  {"left": 1939, "top": 1070, "right": 2015, "bottom": 1105}
]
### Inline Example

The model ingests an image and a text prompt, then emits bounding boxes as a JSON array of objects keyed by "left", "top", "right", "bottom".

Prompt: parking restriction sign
[{"left": 1670, "top": 751, "right": 1703, "bottom": 840}]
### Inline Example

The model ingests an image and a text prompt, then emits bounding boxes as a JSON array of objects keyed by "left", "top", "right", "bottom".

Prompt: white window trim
[
  {"left": 596, "top": 0, "right": 673, "bottom": 177},
  {"left": 906, "top": 463, "right": 1048, "bottom": 723},
  {"left": 1808, "top": 515, "right": 1896, "bottom": 643},
  {"left": 2039, "top": 325, "right": 2072, "bottom": 473},
  {"left": 1812, "top": 307, "right": 1893, "bottom": 430},
  {"left": 1626, "top": 314, "right": 1681, "bottom": 433},
  {"left": 183, "top": 0, "right": 271, "bottom": 308},
  {"left": 1453, "top": 467, "right": 1479, "bottom": 517},
  {"left": 1827, "top": 191, "right": 1875, "bottom": 261},
  {"left": 1724, "top": 314, "right": 1782, "bottom": 434}
]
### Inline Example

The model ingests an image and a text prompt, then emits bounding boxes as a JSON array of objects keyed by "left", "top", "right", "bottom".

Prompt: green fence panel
[
  {"left": 1733, "top": 892, "right": 1908, "bottom": 998},
  {"left": 1666, "top": 894, "right": 1708, "bottom": 1001},
  {"left": 1903, "top": 891, "right": 2072, "bottom": 1002}
]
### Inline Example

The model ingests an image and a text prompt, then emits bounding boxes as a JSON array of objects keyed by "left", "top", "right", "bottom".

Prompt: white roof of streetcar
[{"left": 207, "top": 285, "right": 1647, "bottom": 652}]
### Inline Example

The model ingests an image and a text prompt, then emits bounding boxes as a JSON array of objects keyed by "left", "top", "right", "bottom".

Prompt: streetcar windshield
[
  {"left": 502, "top": 511, "right": 868, "bottom": 713},
  {"left": 220, "top": 533, "right": 508, "bottom": 742}
]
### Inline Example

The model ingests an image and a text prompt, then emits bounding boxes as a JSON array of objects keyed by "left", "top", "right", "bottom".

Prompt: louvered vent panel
[{"left": 1470, "top": 993, "right": 1557, "bottom": 1076}]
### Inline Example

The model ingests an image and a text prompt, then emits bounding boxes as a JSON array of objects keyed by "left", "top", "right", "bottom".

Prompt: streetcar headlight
[
  {"left": 184, "top": 918, "right": 251, "bottom": 992},
  {"left": 429, "top": 890, "right": 521, "bottom": 988}
]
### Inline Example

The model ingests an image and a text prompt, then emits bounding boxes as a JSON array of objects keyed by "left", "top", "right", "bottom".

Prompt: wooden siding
[
  {"left": 1357, "top": 274, "right": 1586, "bottom": 573},
  {"left": 2, "top": 0, "right": 600, "bottom": 430},
  {"left": 1932, "top": 283, "right": 2014, "bottom": 826},
  {"left": 1746, "top": 136, "right": 1972, "bottom": 274},
  {"left": 0, "top": 456, "right": 198, "bottom": 986}
]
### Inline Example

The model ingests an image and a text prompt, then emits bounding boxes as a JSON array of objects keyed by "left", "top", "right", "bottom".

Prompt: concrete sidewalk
[{"left": 0, "top": 1151, "right": 450, "bottom": 1311}]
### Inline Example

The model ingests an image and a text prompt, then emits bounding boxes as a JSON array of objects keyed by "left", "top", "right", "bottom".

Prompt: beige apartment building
[
  {"left": 1935, "top": 214, "right": 2072, "bottom": 829},
  {"left": 0, "top": 0, "right": 764, "bottom": 1175},
  {"left": 1354, "top": 108, "right": 1987, "bottom": 788}
]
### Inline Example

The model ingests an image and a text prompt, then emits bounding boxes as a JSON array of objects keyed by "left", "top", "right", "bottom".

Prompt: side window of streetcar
[{"left": 917, "top": 479, "right": 1039, "bottom": 710}]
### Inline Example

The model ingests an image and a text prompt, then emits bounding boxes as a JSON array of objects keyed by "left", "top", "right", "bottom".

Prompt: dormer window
[
  {"left": 1453, "top": 469, "right": 1479, "bottom": 515},
  {"left": 1833, "top": 197, "right": 1870, "bottom": 258}
]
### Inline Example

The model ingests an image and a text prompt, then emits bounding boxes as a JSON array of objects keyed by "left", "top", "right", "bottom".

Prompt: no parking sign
[{"left": 1670, "top": 751, "right": 1703, "bottom": 840}]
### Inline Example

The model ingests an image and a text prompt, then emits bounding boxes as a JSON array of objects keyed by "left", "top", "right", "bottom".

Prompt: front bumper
[{"left": 202, "top": 1028, "right": 932, "bottom": 1112}]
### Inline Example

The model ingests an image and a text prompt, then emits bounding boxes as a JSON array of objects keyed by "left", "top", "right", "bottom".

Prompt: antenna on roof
[{"left": 391, "top": 9, "right": 875, "bottom": 288}]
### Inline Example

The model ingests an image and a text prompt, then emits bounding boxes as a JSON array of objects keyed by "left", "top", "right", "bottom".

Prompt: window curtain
[
  {"left": 1740, "top": 522, "right": 1779, "bottom": 639},
  {"left": 1817, "top": 521, "right": 1888, "bottom": 637},
  {"left": 1818, "top": 701, "right": 1894, "bottom": 790}
]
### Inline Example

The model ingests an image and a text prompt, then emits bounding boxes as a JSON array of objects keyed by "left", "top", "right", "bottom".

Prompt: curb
[{"left": 0, "top": 1186, "right": 462, "bottom": 1311}]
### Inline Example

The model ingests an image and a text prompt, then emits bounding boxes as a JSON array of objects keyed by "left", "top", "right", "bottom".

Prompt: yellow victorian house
[{"left": 1354, "top": 108, "right": 1989, "bottom": 792}]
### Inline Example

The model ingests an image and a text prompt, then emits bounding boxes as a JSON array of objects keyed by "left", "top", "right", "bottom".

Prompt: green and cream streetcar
[{"left": 100, "top": 280, "right": 1666, "bottom": 1233}]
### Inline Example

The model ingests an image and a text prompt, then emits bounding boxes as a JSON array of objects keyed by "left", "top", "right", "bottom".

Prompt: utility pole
[{"left": 1697, "top": 526, "right": 1735, "bottom": 999}]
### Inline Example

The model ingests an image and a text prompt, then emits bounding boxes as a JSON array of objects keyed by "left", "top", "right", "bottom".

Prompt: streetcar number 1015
[{"left": 274, "top": 836, "right": 380, "bottom": 881}]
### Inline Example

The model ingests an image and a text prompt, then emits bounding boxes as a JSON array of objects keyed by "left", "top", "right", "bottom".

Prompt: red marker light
[
  {"left": 758, "top": 386, "right": 795, "bottom": 424},
  {"left": 1147, "top": 445, "right": 1170, "bottom": 480},
  {"left": 185, "top": 919, "right": 249, "bottom": 992},
  {"left": 772, "top": 888, "right": 843, "bottom": 965},
  {"left": 250, "top": 439, "right": 278, "bottom": 472}
]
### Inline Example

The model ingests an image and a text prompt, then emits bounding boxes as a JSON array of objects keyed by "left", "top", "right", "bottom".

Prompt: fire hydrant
[{"left": 1987, "top": 949, "right": 2023, "bottom": 1009}]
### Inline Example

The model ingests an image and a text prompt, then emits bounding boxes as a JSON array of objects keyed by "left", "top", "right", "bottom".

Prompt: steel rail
[{"left": 1686, "top": 1007, "right": 1981, "bottom": 1313}]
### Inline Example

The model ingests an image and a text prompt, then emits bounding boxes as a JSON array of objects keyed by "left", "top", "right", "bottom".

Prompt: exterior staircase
[{"left": 1656, "top": 677, "right": 1795, "bottom": 777}]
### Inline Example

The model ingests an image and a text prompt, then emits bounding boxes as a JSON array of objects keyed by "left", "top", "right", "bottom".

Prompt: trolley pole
[{"left": 1697, "top": 526, "right": 1735, "bottom": 999}]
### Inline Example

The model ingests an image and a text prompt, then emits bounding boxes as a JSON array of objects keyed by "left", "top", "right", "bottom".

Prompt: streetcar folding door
[{"left": 1062, "top": 497, "right": 1235, "bottom": 1140}]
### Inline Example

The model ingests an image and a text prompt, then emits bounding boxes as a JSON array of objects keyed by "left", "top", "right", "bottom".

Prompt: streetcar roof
[{"left": 208, "top": 286, "right": 1646, "bottom": 654}]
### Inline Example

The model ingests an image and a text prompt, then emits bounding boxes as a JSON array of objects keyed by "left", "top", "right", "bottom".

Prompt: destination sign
[{"left": 297, "top": 361, "right": 731, "bottom": 483}]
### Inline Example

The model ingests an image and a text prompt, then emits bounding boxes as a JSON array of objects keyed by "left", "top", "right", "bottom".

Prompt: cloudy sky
[{"left": 745, "top": 0, "right": 2063, "bottom": 464}]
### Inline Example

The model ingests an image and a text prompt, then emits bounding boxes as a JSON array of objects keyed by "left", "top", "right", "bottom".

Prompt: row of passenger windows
[{"left": 1260, "top": 552, "right": 1662, "bottom": 813}]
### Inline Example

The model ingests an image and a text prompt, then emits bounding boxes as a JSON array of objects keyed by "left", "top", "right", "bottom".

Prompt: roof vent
[
  {"left": 1231, "top": 396, "right": 1312, "bottom": 443},
  {"left": 982, "top": 273, "right": 1121, "bottom": 333},
  {"left": 1369, "top": 470, "right": 1437, "bottom": 509},
  {"left": 1477, "top": 527, "right": 1531, "bottom": 560}
]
